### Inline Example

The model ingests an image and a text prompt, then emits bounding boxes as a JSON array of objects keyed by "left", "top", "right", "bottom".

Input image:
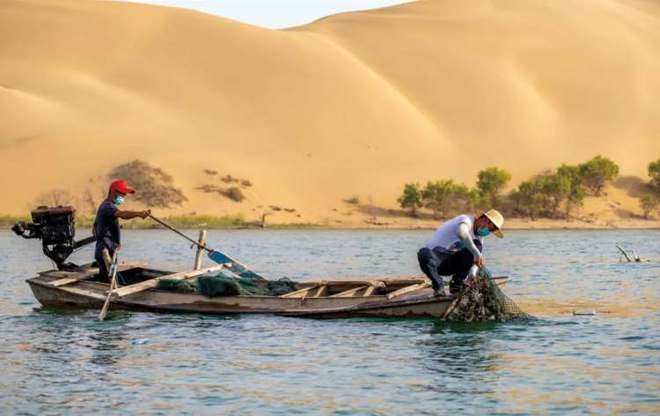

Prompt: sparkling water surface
[{"left": 0, "top": 229, "right": 658, "bottom": 415}]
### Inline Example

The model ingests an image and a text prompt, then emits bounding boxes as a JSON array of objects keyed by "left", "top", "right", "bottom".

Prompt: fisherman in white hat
[{"left": 417, "top": 209, "right": 504, "bottom": 296}]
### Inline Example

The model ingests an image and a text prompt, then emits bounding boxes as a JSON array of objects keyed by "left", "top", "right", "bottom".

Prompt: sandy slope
[{"left": 1, "top": 0, "right": 659, "bottom": 225}]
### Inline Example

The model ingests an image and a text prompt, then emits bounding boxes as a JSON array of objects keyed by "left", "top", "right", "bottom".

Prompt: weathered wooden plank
[
  {"left": 112, "top": 265, "right": 224, "bottom": 298},
  {"left": 328, "top": 285, "right": 369, "bottom": 298},
  {"left": 299, "top": 277, "right": 426, "bottom": 287},
  {"left": 50, "top": 262, "right": 147, "bottom": 287},
  {"left": 280, "top": 286, "right": 317, "bottom": 298},
  {"left": 301, "top": 276, "right": 506, "bottom": 290},
  {"left": 310, "top": 285, "right": 328, "bottom": 298},
  {"left": 57, "top": 285, "right": 107, "bottom": 301},
  {"left": 47, "top": 269, "right": 98, "bottom": 283},
  {"left": 386, "top": 282, "right": 430, "bottom": 300}
]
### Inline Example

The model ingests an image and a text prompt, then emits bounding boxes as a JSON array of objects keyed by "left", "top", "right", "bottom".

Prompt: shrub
[
  {"left": 538, "top": 173, "right": 571, "bottom": 218},
  {"left": 220, "top": 175, "right": 235, "bottom": 184},
  {"left": 648, "top": 159, "right": 660, "bottom": 189},
  {"left": 578, "top": 155, "right": 619, "bottom": 196},
  {"left": 557, "top": 164, "right": 585, "bottom": 218},
  {"left": 220, "top": 186, "right": 245, "bottom": 203},
  {"left": 464, "top": 187, "right": 485, "bottom": 213},
  {"left": 640, "top": 194, "right": 658, "bottom": 219},
  {"left": 508, "top": 189, "right": 523, "bottom": 214},
  {"left": 476, "top": 167, "right": 511, "bottom": 208},
  {"left": 34, "top": 189, "right": 75, "bottom": 207},
  {"left": 421, "top": 180, "right": 455, "bottom": 218},
  {"left": 195, "top": 184, "right": 245, "bottom": 203},
  {"left": 342, "top": 196, "right": 360, "bottom": 205},
  {"left": 517, "top": 178, "right": 545, "bottom": 220},
  {"left": 108, "top": 160, "right": 187, "bottom": 208},
  {"left": 397, "top": 183, "right": 423, "bottom": 217}
]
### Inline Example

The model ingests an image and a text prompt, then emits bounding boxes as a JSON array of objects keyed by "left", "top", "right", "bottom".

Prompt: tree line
[{"left": 398, "top": 155, "right": 660, "bottom": 220}]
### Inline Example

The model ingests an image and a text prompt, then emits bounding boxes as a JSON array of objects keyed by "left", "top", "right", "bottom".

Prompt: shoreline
[{"left": 2, "top": 214, "right": 659, "bottom": 231}]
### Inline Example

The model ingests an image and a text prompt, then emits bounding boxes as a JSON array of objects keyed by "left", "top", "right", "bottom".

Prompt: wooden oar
[
  {"left": 148, "top": 214, "right": 208, "bottom": 251},
  {"left": 98, "top": 250, "right": 119, "bottom": 321},
  {"left": 147, "top": 214, "right": 265, "bottom": 280}
]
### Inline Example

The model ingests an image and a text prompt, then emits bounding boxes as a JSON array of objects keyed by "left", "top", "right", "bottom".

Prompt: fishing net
[
  {"left": 157, "top": 268, "right": 297, "bottom": 297},
  {"left": 157, "top": 278, "right": 198, "bottom": 293},
  {"left": 443, "top": 267, "right": 533, "bottom": 322}
]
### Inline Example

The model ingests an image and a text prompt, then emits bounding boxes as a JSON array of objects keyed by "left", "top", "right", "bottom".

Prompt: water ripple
[{"left": 0, "top": 229, "right": 658, "bottom": 414}]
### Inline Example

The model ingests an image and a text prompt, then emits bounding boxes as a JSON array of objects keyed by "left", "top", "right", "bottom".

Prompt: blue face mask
[
  {"left": 113, "top": 195, "right": 125, "bottom": 206},
  {"left": 477, "top": 227, "right": 490, "bottom": 237}
]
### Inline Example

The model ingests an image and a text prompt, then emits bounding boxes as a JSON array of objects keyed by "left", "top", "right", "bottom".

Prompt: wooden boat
[
  {"left": 27, "top": 262, "right": 508, "bottom": 318},
  {"left": 14, "top": 208, "right": 509, "bottom": 319}
]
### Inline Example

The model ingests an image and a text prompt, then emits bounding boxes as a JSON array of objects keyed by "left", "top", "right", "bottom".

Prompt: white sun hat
[{"left": 483, "top": 209, "right": 504, "bottom": 238}]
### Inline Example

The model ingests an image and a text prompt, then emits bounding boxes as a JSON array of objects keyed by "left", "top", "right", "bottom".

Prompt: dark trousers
[
  {"left": 417, "top": 239, "right": 482, "bottom": 291},
  {"left": 95, "top": 248, "right": 115, "bottom": 283}
]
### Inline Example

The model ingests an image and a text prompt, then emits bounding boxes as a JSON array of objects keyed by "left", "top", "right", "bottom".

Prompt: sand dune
[{"left": 1, "top": 0, "right": 659, "bottom": 223}]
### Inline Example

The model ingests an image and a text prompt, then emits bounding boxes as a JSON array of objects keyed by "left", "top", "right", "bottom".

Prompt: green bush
[
  {"left": 640, "top": 194, "right": 658, "bottom": 219},
  {"left": 648, "top": 159, "right": 660, "bottom": 189},
  {"left": 397, "top": 183, "right": 423, "bottom": 217},
  {"left": 419, "top": 180, "right": 479, "bottom": 219},
  {"left": 578, "top": 155, "right": 619, "bottom": 196},
  {"left": 516, "top": 178, "right": 545, "bottom": 220},
  {"left": 538, "top": 173, "right": 571, "bottom": 218},
  {"left": 421, "top": 180, "right": 455, "bottom": 218},
  {"left": 476, "top": 167, "right": 511, "bottom": 208},
  {"left": 556, "top": 164, "right": 586, "bottom": 218}
]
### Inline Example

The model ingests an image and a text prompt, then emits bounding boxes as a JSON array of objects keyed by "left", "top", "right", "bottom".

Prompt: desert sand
[{"left": 1, "top": 0, "right": 659, "bottom": 227}]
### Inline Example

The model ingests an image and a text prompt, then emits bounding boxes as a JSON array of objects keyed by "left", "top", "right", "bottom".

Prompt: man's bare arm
[{"left": 116, "top": 209, "right": 150, "bottom": 220}]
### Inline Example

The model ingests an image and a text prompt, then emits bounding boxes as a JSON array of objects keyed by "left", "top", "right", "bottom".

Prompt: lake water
[{"left": 0, "top": 229, "right": 658, "bottom": 415}]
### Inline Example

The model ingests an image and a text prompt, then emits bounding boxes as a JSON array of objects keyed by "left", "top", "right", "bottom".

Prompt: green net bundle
[
  {"left": 444, "top": 267, "right": 533, "bottom": 322},
  {"left": 157, "top": 268, "right": 297, "bottom": 297},
  {"left": 157, "top": 278, "right": 198, "bottom": 293}
]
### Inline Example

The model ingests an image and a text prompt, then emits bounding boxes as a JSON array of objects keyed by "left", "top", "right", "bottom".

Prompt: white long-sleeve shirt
[{"left": 424, "top": 214, "right": 482, "bottom": 258}]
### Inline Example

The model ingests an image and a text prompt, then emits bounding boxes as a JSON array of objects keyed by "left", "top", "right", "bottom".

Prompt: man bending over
[{"left": 417, "top": 209, "right": 504, "bottom": 296}]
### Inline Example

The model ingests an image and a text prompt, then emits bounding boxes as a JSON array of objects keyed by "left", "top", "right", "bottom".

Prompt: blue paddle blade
[
  {"left": 207, "top": 250, "right": 265, "bottom": 280},
  {"left": 207, "top": 250, "right": 232, "bottom": 264}
]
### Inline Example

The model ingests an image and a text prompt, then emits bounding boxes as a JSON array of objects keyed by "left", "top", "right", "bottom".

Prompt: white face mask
[{"left": 113, "top": 195, "right": 125, "bottom": 206}]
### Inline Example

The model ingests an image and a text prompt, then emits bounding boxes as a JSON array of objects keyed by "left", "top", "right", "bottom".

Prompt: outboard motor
[{"left": 12, "top": 206, "right": 95, "bottom": 269}]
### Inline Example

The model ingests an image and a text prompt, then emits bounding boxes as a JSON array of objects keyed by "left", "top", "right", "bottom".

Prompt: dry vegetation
[
  {"left": 196, "top": 170, "right": 254, "bottom": 203},
  {"left": 33, "top": 189, "right": 76, "bottom": 207},
  {"left": 343, "top": 196, "right": 360, "bottom": 205},
  {"left": 108, "top": 160, "right": 187, "bottom": 208}
]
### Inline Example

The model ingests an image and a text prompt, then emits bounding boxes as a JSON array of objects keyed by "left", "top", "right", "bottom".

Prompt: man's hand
[
  {"left": 474, "top": 254, "right": 485, "bottom": 268},
  {"left": 139, "top": 209, "right": 151, "bottom": 219}
]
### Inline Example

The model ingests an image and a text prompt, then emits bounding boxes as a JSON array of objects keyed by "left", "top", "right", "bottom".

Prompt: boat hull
[
  {"left": 27, "top": 268, "right": 508, "bottom": 319},
  {"left": 27, "top": 277, "right": 455, "bottom": 318}
]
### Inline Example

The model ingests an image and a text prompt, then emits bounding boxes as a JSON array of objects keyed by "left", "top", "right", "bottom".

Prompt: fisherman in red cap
[{"left": 93, "top": 180, "right": 150, "bottom": 282}]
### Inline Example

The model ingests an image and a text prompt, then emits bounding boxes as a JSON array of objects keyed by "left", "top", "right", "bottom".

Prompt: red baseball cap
[{"left": 109, "top": 179, "right": 135, "bottom": 194}]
